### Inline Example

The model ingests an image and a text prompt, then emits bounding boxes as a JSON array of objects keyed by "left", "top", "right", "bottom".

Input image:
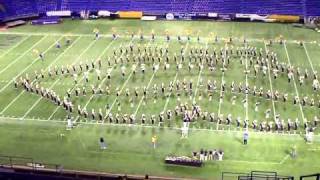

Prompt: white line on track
[
  {"left": 0, "top": 36, "right": 81, "bottom": 115},
  {"left": 0, "top": 36, "right": 46, "bottom": 75},
  {"left": 21, "top": 78, "right": 60, "bottom": 119},
  {"left": 264, "top": 43, "right": 277, "bottom": 121},
  {"left": 162, "top": 42, "right": 189, "bottom": 112},
  {"left": 283, "top": 42, "right": 305, "bottom": 121},
  {"left": 0, "top": 35, "right": 31, "bottom": 60}
]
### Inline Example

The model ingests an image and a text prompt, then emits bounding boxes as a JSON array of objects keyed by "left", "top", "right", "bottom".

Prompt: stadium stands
[{"left": 0, "top": 0, "right": 320, "bottom": 22}]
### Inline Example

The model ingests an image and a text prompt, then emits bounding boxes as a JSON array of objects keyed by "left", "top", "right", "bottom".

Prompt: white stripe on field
[
  {"left": 217, "top": 43, "right": 228, "bottom": 130},
  {"left": 21, "top": 78, "right": 60, "bottom": 119},
  {"left": 283, "top": 42, "right": 305, "bottom": 121},
  {"left": 0, "top": 35, "right": 31, "bottom": 60},
  {"left": 244, "top": 43, "right": 249, "bottom": 121},
  {"left": 302, "top": 43, "right": 316, "bottom": 74},
  {"left": 47, "top": 37, "right": 116, "bottom": 120},
  {"left": 0, "top": 115, "right": 316, "bottom": 137},
  {"left": 0, "top": 36, "right": 46, "bottom": 75},
  {"left": 162, "top": 42, "right": 189, "bottom": 112},
  {"left": 264, "top": 42, "right": 277, "bottom": 121},
  {"left": 133, "top": 72, "right": 156, "bottom": 116},
  {"left": 0, "top": 36, "right": 81, "bottom": 115},
  {"left": 0, "top": 35, "right": 61, "bottom": 93},
  {"left": 0, "top": 31, "right": 311, "bottom": 44},
  {"left": 193, "top": 42, "right": 207, "bottom": 103}
]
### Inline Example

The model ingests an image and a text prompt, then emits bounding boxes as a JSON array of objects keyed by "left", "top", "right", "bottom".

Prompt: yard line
[
  {"left": 244, "top": 43, "right": 249, "bottom": 121},
  {"left": 217, "top": 43, "right": 227, "bottom": 116},
  {"left": 20, "top": 34, "right": 94, "bottom": 118},
  {"left": 0, "top": 115, "right": 315, "bottom": 137},
  {"left": 0, "top": 35, "right": 31, "bottom": 60},
  {"left": 0, "top": 35, "right": 62, "bottom": 94},
  {"left": 162, "top": 42, "right": 189, "bottom": 112},
  {"left": 302, "top": 43, "right": 316, "bottom": 74},
  {"left": 0, "top": 36, "right": 46, "bottom": 75},
  {"left": 133, "top": 72, "right": 156, "bottom": 116},
  {"left": 264, "top": 42, "right": 277, "bottom": 122},
  {"left": 47, "top": 37, "right": 116, "bottom": 120},
  {"left": 279, "top": 154, "right": 290, "bottom": 164},
  {"left": 0, "top": 31, "right": 309, "bottom": 44},
  {"left": 192, "top": 42, "right": 207, "bottom": 103},
  {"left": 283, "top": 41, "right": 305, "bottom": 121},
  {"left": 217, "top": 43, "right": 228, "bottom": 130},
  {"left": 21, "top": 79, "right": 60, "bottom": 119},
  {"left": 133, "top": 43, "right": 168, "bottom": 116},
  {"left": 0, "top": 36, "right": 82, "bottom": 115},
  {"left": 101, "top": 38, "right": 147, "bottom": 123}
]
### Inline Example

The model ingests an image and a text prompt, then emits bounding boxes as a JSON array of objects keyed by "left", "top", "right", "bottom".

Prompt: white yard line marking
[
  {"left": 279, "top": 154, "right": 290, "bottom": 164},
  {"left": 217, "top": 44, "right": 227, "bottom": 115},
  {"left": 21, "top": 79, "right": 60, "bottom": 119},
  {"left": 193, "top": 42, "right": 207, "bottom": 103},
  {"left": 302, "top": 43, "right": 316, "bottom": 74},
  {"left": 162, "top": 42, "right": 189, "bottom": 112},
  {"left": 0, "top": 31, "right": 312, "bottom": 44},
  {"left": 102, "top": 38, "right": 146, "bottom": 123},
  {"left": 0, "top": 35, "right": 62, "bottom": 93},
  {"left": 0, "top": 115, "right": 316, "bottom": 137},
  {"left": 47, "top": 105, "right": 60, "bottom": 120},
  {"left": 283, "top": 42, "right": 305, "bottom": 121},
  {"left": 47, "top": 37, "right": 115, "bottom": 120},
  {"left": 245, "top": 44, "right": 249, "bottom": 121},
  {"left": 133, "top": 72, "right": 156, "bottom": 116},
  {"left": 0, "top": 36, "right": 82, "bottom": 115},
  {"left": 216, "top": 44, "right": 228, "bottom": 130},
  {"left": 225, "top": 159, "right": 280, "bottom": 165},
  {"left": 264, "top": 43, "right": 277, "bottom": 121},
  {"left": 0, "top": 35, "right": 31, "bottom": 60},
  {"left": 0, "top": 36, "right": 46, "bottom": 75}
]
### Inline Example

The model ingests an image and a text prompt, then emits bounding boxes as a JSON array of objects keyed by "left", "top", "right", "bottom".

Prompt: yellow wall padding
[
  {"left": 118, "top": 11, "right": 143, "bottom": 19},
  {"left": 267, "top": 15, "right": 300, "bottom": 23}
]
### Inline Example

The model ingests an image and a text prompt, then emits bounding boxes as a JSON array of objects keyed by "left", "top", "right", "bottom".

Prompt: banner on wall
[
  {"left": 118, "top": 11, "right": 143, "bottom": 18},
  {"left": 98, "top": 11, "right": 111, "bottom": 17},
  {"left": 46, "top": 11, "right": 71, "bottom": 16},
  {"left": 166, "top": 13, "right": 174, "bottom": 20}
]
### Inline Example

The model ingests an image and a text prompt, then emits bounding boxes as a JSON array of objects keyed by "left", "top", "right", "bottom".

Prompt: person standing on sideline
[
  {"left": 291, "top": 145, "right": 297, "bottom": 158},
  {"left": 151, "top": 135, "right": 157, "bottom": 149},
  {"left": 99, "top": 137, "right": 107, "bottom": 150},
  {"left": 243, "top": 129, "right": 249, "bottom": 145}
]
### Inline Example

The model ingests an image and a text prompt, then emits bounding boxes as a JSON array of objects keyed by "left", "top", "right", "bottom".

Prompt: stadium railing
[
  {"left": 0, "top": 155, "right": 61, "bottom": 172},
  {"left": 222, "top": 171, "right": 294, "bottom": 180}
]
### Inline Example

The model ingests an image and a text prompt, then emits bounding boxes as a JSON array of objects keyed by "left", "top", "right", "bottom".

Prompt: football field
[{"left": 0, "top": 20, "right": 319, "bottom": 179}]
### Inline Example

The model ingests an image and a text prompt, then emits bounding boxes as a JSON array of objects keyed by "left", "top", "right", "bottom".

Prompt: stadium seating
[
  {"left": 305, "top": 0, "right": 320, "bottom": 16},
  {"left": 37, "top": 0, "right": 59, "bottom": 13},
  {"left": 1, "top": 0, "right": 320, "bottom": 22}
]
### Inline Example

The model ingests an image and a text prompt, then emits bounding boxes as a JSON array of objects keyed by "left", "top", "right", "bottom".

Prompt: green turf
[{"left": 0, "top": 19, "right": 319, "bottom": 179}]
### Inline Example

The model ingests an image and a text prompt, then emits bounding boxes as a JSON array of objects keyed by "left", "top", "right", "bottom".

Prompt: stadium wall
[{"left": 0, "top": 0, "right": 320, "bottom": 22}]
